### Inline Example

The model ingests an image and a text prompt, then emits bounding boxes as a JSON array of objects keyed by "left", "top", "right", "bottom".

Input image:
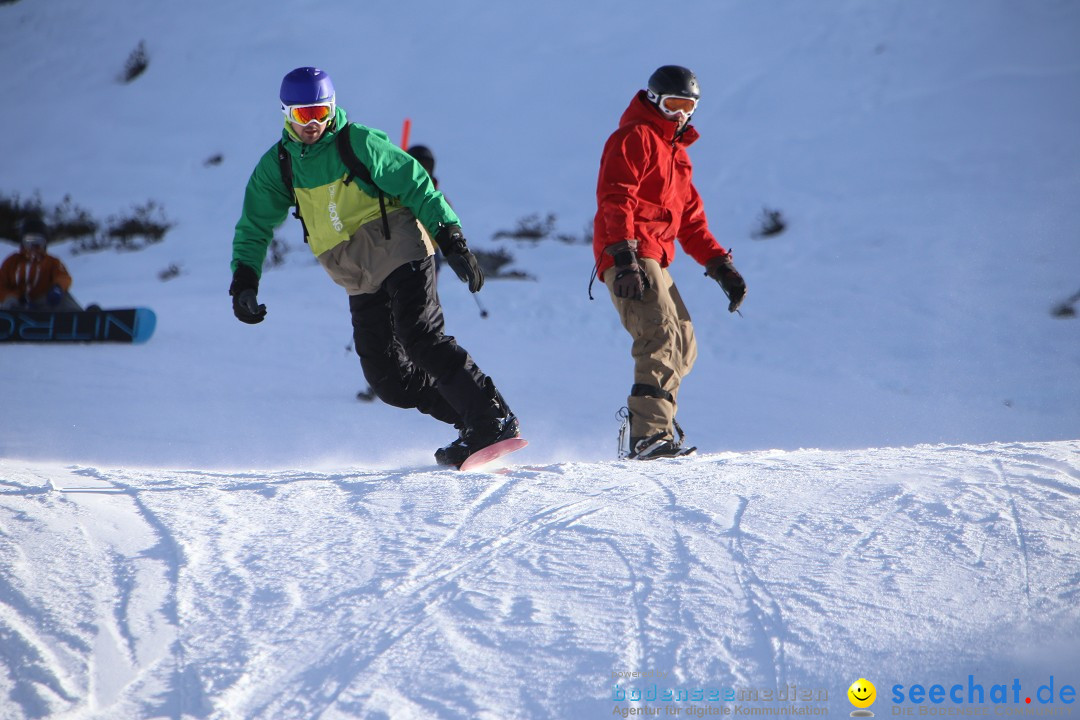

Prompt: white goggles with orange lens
[
  {"left": 282, "top": 102, "right": 335, "bottom": 125},
  {"left": 658, "top": 94, "right": 699, "bottom": 117}
]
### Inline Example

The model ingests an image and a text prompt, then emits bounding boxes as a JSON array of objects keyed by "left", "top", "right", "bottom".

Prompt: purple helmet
[{"left": 279, "top": 67, "right": 335, "bottom": 107}]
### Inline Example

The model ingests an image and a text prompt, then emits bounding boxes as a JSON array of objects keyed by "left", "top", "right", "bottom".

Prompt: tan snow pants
[{"left": 605, "top": 257, "right": 697, "bottom": 440}]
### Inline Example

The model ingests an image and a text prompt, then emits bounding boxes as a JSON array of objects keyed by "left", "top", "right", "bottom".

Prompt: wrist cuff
[
  {"left": 605, "top": 239, "right": 640, "bottom": 267},
  {"left": 435, "top": 225, "right": 466, "bottom": 255},
  {"left": 230, "top": 264, "right": 259, "bottom": 296}
]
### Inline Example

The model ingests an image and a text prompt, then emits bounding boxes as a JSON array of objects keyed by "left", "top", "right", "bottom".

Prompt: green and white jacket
[{"left": 232, "top": 107, "right": 459, "bottom": 278}]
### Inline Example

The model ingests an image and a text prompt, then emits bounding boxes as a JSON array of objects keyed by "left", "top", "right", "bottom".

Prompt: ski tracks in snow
[
  {"left": 1, "top": 440, "right": 1078, "bottom": 719},
  {"left": 0, "top": 465, "right": 188, "bottom": 719}
]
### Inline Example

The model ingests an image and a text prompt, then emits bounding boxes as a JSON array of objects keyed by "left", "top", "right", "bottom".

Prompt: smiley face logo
[{"left": 848, "top": 678, "right": 876, "bottom": 711}]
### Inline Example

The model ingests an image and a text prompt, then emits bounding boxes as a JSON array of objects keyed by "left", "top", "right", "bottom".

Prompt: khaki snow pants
[{"left": 605, "top": 257, "right": 697, "bottom": 441}]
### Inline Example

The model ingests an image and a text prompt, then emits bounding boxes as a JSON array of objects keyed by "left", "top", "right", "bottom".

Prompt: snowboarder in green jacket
[{"left": 229, "top": 67, "right": 519, "bottom": 466}]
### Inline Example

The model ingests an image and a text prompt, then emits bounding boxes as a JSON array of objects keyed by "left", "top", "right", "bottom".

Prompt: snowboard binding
[{"left": 617, "top": 406, "right": 696, "bottom": 460}]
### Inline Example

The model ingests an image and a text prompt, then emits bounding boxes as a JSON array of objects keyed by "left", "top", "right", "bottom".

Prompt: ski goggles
[
  {"left": 282, "top": 102, "right": 334, "bottom": 125},
  {"left": 658, "top": 94, "right": 699, "bottom": 116},
  {"left": 22, "top": 234, "right": 46, "bottom": 248}
]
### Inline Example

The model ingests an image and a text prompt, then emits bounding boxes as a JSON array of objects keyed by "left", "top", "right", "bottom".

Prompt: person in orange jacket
[
  {"left": 593, "top": 65, "right": 746, "bottom": 459},
  {"left": 0, "top": 217, "right": 82, "bottom": 311}
]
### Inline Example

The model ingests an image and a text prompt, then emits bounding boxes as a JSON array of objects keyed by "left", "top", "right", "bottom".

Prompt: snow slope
[
  {"left": 1, "top": 0, "right": 1079, "bottom": 717},
  {"left": 2, "top": 442, "right": 1079, "bottom": 718},
  {"left": 1, "top": 0, "right": 1077, "bottom": 465}
]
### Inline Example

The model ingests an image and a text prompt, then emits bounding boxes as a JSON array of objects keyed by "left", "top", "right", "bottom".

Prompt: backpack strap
[
  {"left": 276, "top": 141, "right": 292, "bottom": 189},
  {"left": 336, "top": 124, "right": 391, "bottom": 239},
  {"left": 276, "top": 141, "right": 310, "bottom": 244}
]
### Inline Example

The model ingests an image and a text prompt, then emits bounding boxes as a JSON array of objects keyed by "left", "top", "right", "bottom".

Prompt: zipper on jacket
[{"left": 667, "top": 137, "right": 680, "bottom": 243}]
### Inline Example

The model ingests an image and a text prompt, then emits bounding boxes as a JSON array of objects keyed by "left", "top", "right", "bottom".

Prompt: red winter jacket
[{"left": 593, "top": 91, "right": 729, "bottom": 282}]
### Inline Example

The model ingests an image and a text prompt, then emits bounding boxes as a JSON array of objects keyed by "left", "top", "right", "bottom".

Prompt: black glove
[
  {"left": 607, "top": 240, "right": 646, "bottom": 301},
  {"left": 229, "top": 264, "right": 267, "bottom": 324},
  {"left": 706, "top": 254, "right": 746, "bottom": 313},
  {"left": 46, "top": 284, "right": 64, "bottom": 306},
  {"left": 435, "top": 225, "right": 484, "bottom": 293}
]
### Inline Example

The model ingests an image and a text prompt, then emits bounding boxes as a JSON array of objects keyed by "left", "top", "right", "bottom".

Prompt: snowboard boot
[
  {"left": 435, "top": 379, "right": 519, "bottom": 467},
  {"left": 463, "top": 413, "right": 520, "bottom": 454},
  {"left": 437, "top": 415, "right": 519, "bottom": 468},
  {"left": 435, "top": 434, "right": 471, "bottom": 467},
  {"left": 461, "top": 378, "right": 520, "bottom": 455}
]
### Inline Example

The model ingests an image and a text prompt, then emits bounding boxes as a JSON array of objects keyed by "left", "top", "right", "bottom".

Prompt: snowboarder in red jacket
[
  {"left": 0, "top": 217, "right": 82, "bottom": 311},
  {"left": 593, "top": 65, "right": 746, "bottom": 459}
]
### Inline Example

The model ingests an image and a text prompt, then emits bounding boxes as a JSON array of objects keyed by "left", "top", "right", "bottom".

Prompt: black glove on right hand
[
  {"left": 229, "top": 264, "right": 267, "bottom": 324},
  {"left": 435, "top": 225, "right": 485, "bottom": 293},
  {"left": 706, "top": 254, "right": 747, "bottom": 313}
]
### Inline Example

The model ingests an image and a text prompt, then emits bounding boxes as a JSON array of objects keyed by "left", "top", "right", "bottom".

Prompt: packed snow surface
[{"left": 2, "top": 442, "right": 1079, "bottom": 718}]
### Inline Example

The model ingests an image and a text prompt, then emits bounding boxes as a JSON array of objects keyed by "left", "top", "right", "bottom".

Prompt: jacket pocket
[{"left": 634, "top": 201, "right": 672, "bottom": 239}]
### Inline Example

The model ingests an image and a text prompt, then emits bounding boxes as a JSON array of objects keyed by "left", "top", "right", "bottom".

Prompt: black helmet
[
  {"left": 19, "top": 216, "right": 49, "bottom": 245},
  {"left": 407, "top": 144, "right": 436, "bottom": 176},
  {"left": 647, "top": 65, "right": 700, "bottom": 100}
]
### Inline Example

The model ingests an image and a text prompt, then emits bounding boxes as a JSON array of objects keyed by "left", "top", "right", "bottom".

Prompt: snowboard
[
  {"left": 0, "top": 308, "right": 156, "bottom": 344},
  {"left": 458, "top": 437, "right": 529, "bottom": 471}
]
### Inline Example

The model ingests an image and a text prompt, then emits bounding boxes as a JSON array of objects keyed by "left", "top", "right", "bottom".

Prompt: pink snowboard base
[{"left": 458, "top": 437, "right": 529, "bottom": 471}]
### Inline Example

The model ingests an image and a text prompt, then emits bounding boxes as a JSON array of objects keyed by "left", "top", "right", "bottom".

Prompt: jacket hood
[{"left": 619, "top": 90, "right": 700, "bottom": 146}]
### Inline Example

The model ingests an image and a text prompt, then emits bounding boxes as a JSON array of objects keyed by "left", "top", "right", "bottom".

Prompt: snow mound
[{"left": 2, "top": 440, "right": 1077, "bottom": 718}]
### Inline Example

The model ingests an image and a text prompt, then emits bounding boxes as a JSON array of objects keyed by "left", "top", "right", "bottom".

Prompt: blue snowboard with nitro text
[{"left": 0, "top": 308, "right": 156, "bottom": 344}]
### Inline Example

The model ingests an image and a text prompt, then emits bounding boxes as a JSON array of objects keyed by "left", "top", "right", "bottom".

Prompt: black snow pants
[{"left": 348, "top": 256, "right": 497, "bottom": 431}]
